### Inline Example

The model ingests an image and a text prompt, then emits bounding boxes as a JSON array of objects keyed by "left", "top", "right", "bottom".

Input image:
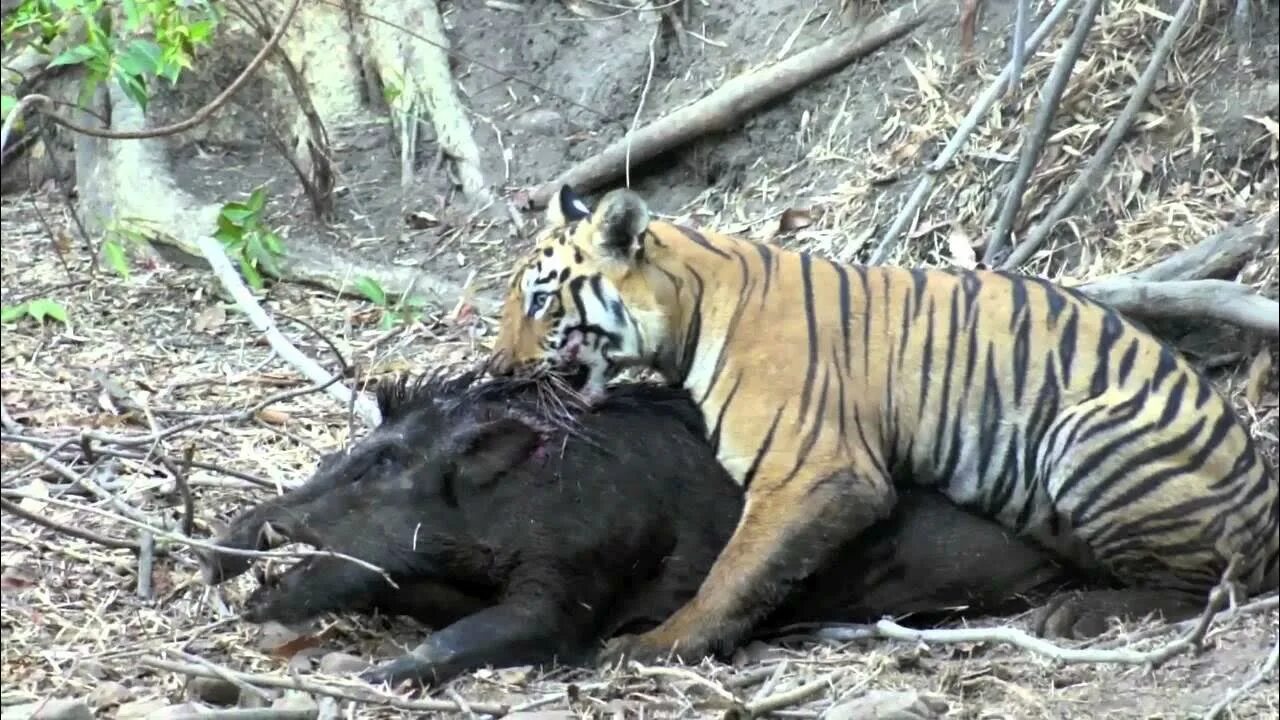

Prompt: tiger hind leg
[
  {"left": 1035, "top": 387, "right": 1279, "bottom": 640},
  {"left": 1032, "top": 588, "right": 1204, "bottom": 639},
  {"left": 598, "top": 464, "right": 894, "bottom": 665}
]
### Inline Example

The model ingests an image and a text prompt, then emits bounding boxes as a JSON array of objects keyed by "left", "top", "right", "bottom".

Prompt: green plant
[
  {"left": 2, "top": 0, "right": 221, "bottom": 114},
  {"left": 99, "top": 219, "right": 151, "bottom": 279},
  {"left": 213, "top": 185, "right": 285, "bottom": 290},
  {"left": 354, "top": 275, "right": 425, "bottom": 329},
  {"left": 1, "top": 297, "right": 68, "bottom": 325}
]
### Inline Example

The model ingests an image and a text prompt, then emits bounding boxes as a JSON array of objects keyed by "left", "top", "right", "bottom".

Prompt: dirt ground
[{"left": 2, "top": 0, "right": 1279, "bottom": 717}]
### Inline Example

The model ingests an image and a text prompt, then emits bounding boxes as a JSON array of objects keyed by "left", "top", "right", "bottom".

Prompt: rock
[
  {"left": 87, "top": 682, "right": 131, "bottom": 709},
  {"left": 823, "top": 690, "right": 949, "bottom": 720},
  {"left": 0, "top": 698, "right": 93, "bottom": 720},
  {"left": 74, "top": 660, "right": 108, "bottom": 680},
  {"left": 188, "top": 676, "right": 240, "bottom": 706},
  {"left": 271, "top": 690, "right": 319, "bottom": 719},
  {"left": 112, "top": 698, "right": 171, "bottom": 720},
  {"left": 512, "top": 109, "right": 566, "bottom": 136},
  {"left": 503, "top": 713, "right": 578, "bottom": 720},
  {"left": 146, "top": 703, "right": 209, "bottom": 720},
  {"left": 318, "top": 651, "right": 369, "bottom": 675}
]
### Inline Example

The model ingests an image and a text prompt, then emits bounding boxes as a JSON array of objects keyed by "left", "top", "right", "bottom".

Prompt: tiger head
[{"left": 489, "top": 185, "right": 677, "bottom": 400}]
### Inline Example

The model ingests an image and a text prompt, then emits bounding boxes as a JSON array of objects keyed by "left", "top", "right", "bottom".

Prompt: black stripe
[
  {"left": 798, "top": 252, "right": 820, "bottom": 420},
  {"left": 754, "top": 243, "right": 774, "bottom": 307},
  {"left": 675, "top": 268, "right": 705, "bottom": 384},
  {"left": 782, "top": 367, "right": 832, "bottom": 485},
  {"left": 1010, "top": 279, "right": 1030, "bottom": 404},
  {"left": 1157, "top": 376, "right": 1188, "bottom": 426},
  {"left": 910, "top": 269, "right": 929, "bottom": 321},
  {"left": 831, "top": 259, "right": 853, "bottom": 372},
  {"left": 1151, "top": 347, "right": 1178, "bottom": 390},
  {"left": 674, "top": 225, "right": 732, "bottom": 259},
  {"left": 697, "top": 258, "right": 754, "bottom": 405},
  {"left": 708, "top": 373, "right": 743, "bottom": 455},
  {"left": 742, "top": 406, "right": 785, "bottom": 490},
  {"left": 1117, "top": 339, "right": 1139, "bottom": 385},
  {"left": 1057, "top": 308, "right": 1079, "bottom": 386},
  {"left": 917, "top": 297, "right": 936, "bottom": 421},
  {"left": 856, "top": 266, "right": 872, "bottom": 374},
  {"left": 931, "top": 286, "right": 961, "bottom": 472},
  {"left": 1089, "top": 310, "right": 1124, "bottom": 395}
]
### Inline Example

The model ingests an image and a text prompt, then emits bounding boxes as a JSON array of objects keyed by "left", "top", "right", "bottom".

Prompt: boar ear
[{"left": 446, "top": 418, "right": 541, "bottom": 486}]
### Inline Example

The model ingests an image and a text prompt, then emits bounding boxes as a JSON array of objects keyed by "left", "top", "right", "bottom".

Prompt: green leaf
[
  {"left": 238, "top": 256, "right": 263, "bottom": 289},
  {"left": 49, "top": 44, "right": 97, "bottom": 68},
  {"left": 102, "top": 239, "right": 130, "bottom": 279},
  {"left": 246, "top": 186, "right": 267, "bottom": 214},
  {"left": 116, "top": 70, "right": 151, "bottom": 112},
  {"left": 116, "top": 38, "right": 163, "bottom": 77},
  {"left": 1, "top": 96, "right": 16, "bottom": 122},
  {"left": 260, "top": 231, "right": 283, "bottom": 255},
  {"left": 1, "top": 303, "right": 29, "bottom": 323},
  {"left": 379, "top": 312, "right": 397, "bottom": 329},
  {"left": 219, "top": 203, "right": 255, "bottom": 226},
  {"left": 245, "top": 232, "right": 281, "bottom": 277},
  {"left": 187, "top": 19, "right": 213, "bottom": 44},
  {"left": 354, "top": 276, "right": 387, "bottom": 306},
  {"left": 26, "top": 298, "right": 67, "bottom": 324}
]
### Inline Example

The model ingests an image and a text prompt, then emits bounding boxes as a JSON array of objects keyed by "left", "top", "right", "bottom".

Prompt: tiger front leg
[{"left": 598, "top": 464, "right": 895, "bottom": 666}]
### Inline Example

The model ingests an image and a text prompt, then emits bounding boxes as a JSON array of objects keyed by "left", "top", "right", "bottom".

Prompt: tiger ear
[
  {"left": 546, "top": 184, "right": 591, "bottom": 226},
  {"left": 591, "top": 189, "right": 650, "bottom": 261}
]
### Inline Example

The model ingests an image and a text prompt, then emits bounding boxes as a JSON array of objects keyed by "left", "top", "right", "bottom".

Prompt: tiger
[{"left": 488, "top": 183, "right": 1280, "bottom": 665}]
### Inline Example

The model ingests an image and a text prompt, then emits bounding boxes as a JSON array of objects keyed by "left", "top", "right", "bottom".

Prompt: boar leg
[{"left": 361, "top": 601, "right": 589, "bottom": 687}]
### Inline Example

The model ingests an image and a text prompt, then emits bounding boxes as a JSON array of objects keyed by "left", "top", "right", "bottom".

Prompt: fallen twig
[
  {"left": 193, "top": 232, "right": 381, "bottom": 427},
  {"left": 140, "top": 654, "right": 509, "bottom": 715},
  {"left": 0, "top": 488, "right": 395, "bottom": 583},
  {"left": 529, "top": 0, "right": 938, "bottom": 207},
  {"left": 868, "top": 0, "right": 1080, "bottom": 264},
  {"left": 741, "top": 674, "right": 834, "bottom": 718},
  {"left": 1075, "top": 278, "right": 1279, "bottom": 338},
  {"left": 0, "top": 496, "right": 140, "bottom": 551},
  {"left": 1201, "top": 640, "right": 1279, "bottom": 719},
  {"left": 1001, "top": 0, "right": 1199, "bottom": 269},
  {"left": 984, "top": 0, "right": 1104, "bottom": 264}
]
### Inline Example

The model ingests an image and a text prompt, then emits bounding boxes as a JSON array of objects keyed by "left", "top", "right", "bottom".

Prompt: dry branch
[
  {"left": 1075, "top": 278, "right": 1279, "bottom": 338},
  {"left": 1122, "top": 214, "right": 1279, "bottom": 282},
  {"left": 140, "top": 655, "right": 509, "bottom": 716},
  {"left": 193, "top": 230, "right": 381, "bottom": 426},
  {"left": 1202, "top": 640, "right": 1279, "bottom": 719},
  {"left": 529, "top": 0, "right": 939, "bottom": 208},
  {"left": 868, "top": 0, "right": 1080, "bottom": 264},
  {"left": 1001, "top": 0, "right": 1199, "bottom": 269},
  {"left": 984, "top": 0, "right": 1104, "bottom": 264}
]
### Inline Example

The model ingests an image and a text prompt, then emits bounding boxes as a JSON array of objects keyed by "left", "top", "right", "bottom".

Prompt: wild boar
[{"left": 201, "top": 370, "right": 1076, "bottom": 687}]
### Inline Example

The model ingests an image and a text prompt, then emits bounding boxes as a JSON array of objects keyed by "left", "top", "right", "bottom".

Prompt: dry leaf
[
  {"left": 194, "top": 304, "right": 227, "bottom": 332},
  {"left": 778, "top": 208, "right": 813, "bottom": 233},
  {"left": 1244, "top": 350, "right": 1272, "bottom": 406},
  {"left": 405, "top": 211, "right": 440, "bottom": 230},
  {"left": 946, "top": 228, "right": 977, "bottom": 270},
  {"left": 257, "top": 408, "right": 290, "bottom": 426},
  {"left": 18, "top": 478, "right": 50, "bottom": 514}
]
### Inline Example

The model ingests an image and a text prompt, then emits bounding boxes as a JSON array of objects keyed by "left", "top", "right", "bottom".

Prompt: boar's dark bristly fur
[{"left": 201, "top": 369, "right": 1078, "bottom": 688}]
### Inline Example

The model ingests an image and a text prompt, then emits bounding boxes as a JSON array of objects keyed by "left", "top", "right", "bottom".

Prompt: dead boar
[{"left": 201, "top": 369, "right": 1077, "bottom": 687}]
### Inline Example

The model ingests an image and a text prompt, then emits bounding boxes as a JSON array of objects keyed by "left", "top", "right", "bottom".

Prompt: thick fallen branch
[
  {"left": 529, "top": 0, "right": 939, "bottom": 208},
  {"left": 1121, "top": 214, "right": 1279, "bottom": 282},
  {"left": 1075, "top": 278, "right": 1279, "bottom": 339}
]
